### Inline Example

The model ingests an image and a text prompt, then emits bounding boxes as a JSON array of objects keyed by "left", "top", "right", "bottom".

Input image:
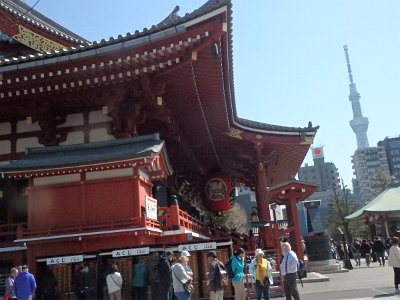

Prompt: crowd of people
[
  {"left": 331, "top": 236, "right": 392, "bottom": 267},
  {"left": 330, "top": 235, "right": 400, "bottom": 295},
  {"left": 2, "top": 241, "right": 304, "bottom": 300}
]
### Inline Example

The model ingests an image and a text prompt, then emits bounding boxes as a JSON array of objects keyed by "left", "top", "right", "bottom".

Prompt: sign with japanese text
[
  {"left": 46, "top": 255, "right": 83, "bottom": 265},
  {"left": 112, "top": 247, "right": 150, "bottom": 258},
  {"left": 178, "top": 242, "right": 216, "bottom": 252},
  {"left": 145, "top": 196, "right": 158, "bottom": 220}
]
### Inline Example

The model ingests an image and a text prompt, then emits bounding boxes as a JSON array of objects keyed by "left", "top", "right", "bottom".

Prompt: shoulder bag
[{"left": 172, "top": 265, "right": 194, "bottom": 295}]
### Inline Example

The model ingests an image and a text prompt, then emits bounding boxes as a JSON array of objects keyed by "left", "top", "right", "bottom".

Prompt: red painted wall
[
  {"left": 85, "top": 179, "right": 135, "bottom": 223},
  {"left": 29, "top": 184, "right": 81, "bottom": 229},
  {"left": 28, "top": 176, "right": 149, "bottom": 231}
]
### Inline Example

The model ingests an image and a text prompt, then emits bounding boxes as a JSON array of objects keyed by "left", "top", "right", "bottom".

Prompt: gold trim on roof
[
  {"left": 300, "top": 136, "right": 314, "bottom": 145},
  {"left": 225, "top": 127, "right": 243, "bottom": 139},
  {"left": 12, "top": 25, "right": 65, "bottom": 53}
]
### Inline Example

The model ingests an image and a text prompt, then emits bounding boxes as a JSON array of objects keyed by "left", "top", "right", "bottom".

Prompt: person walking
[
  {"left": 158, "top": 251, "right": 174, "bottom": 300},
  {"left": 374, "top": 236, "right": 386, "bottom": 266},
  {"left": 13, "top": 265, "right": 37, "bottom": 300},
  {"left": 207, "top": 251, "right": 226, "bottom": 300},
  {"left": 4, "top": 267, "right": 18, "bottom": 299},
  {"left": 171, "top": 252, "right": 193, "bottom": 300},
  {"left": 388, "top": 236, "right": 400, "bottom": 295},
  {"left": 249, "top": 249, "right": 273, "bottom": 300},
  {"left": 350, "top": 239, "right": 362, "bottom": 267},
  {"left": 360, "top": 239, "right": 372, "bottom": 267},
  {"left": 231, "top": 248, "right": 246, "bottom": 300},
  {"left": 40, "top": 268, "right": 58, "bottom": 300},
  {"left": 106, "top": 264, "right": 123, "bottom": 300},
  {"left": 280, "top": 242, "right": 300, "bottom": 300}
]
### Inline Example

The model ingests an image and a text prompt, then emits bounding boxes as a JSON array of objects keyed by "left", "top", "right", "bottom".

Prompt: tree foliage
[
  {"left": 204, "top": 203, "right": 250, "bottom": 234},
  {"left": 327, "top": 179, "right": 367, "bottom": 241}
]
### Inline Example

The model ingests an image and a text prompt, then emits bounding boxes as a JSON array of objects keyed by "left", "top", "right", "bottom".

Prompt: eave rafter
[{"left": 0, "top": 31, "right": 212, "bottom": 101}]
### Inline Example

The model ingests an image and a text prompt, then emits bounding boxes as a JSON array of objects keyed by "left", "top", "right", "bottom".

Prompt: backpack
[
  {"left": 297, "top": 259, "right": 307, "bottom": 279},
  {"left": 224, "top": 257, "right": 234, "bottom": 280},
  {"left": 215, "top": 261, "right": 229, "bottom": 288}
]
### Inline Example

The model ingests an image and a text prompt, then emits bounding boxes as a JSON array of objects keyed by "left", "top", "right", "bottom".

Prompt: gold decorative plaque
[{"left": 12, "top": 25, "right": 65, "bottom": 53}]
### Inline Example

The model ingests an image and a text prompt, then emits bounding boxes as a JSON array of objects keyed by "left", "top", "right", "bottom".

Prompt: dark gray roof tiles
[
  {"left": 0, "top": 0, "right": 229, "bottom": 66},
  {"left": 0, "top": 133, "right": 165, "bottom": 173},
  {"left": 0, "top": 0, "right": 88, "bottom": 44}
]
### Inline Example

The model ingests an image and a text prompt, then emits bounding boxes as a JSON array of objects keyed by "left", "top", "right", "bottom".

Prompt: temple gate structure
[{"left": 0, "top": 0, "right": 318, "bottom": 298}]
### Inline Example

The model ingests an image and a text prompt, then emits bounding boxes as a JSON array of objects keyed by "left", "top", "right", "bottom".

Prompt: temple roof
[
  {"left": 346, "top": 183, "right": 400, "bottom": 220},
  {"left": 0, "top": 0, "right": 318, "bottom": 186},
  {"left": 0, "top": 0, "right": 88, "bottom": 44},
  {"left": 0, "top": 134, "right": 169, "bottom": 174}
]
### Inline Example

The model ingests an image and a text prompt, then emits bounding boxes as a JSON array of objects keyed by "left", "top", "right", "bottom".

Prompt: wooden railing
[
  {"left": 0, "top": 223, "right": 27, "bottom": 246},
  {"left": 18, "top": 217, "right": 160, "bottom": 239}
]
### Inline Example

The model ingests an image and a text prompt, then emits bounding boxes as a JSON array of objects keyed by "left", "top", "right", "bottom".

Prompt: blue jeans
[
  {"left": 255, "top": 280, "right": 270, "bottom": 300},
  {"left": 174, "top": 291, "right": 191, "bottom": 300}
]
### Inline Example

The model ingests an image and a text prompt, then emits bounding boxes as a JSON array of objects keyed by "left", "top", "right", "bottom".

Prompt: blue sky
[{"left": 25, "top": 0, "right": 400, "bottom": 188}]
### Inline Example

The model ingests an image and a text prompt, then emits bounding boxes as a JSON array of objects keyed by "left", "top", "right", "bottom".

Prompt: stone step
[
  {"left": 318, "top": 268, "right": 350, "bottom": 274},
  {"left": 307, "top": 259, "right": 340, "bottom": 266},
  {"left": 308, "top": 263, "right": 342, "bottom": 272}
]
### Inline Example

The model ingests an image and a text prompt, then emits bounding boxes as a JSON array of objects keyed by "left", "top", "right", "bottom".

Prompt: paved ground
[{"left": 272, "top": 261, "right": 399, "bottom": 300}]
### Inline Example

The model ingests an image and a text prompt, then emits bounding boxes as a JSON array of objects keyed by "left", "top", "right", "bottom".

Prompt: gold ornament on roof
[
  {"left": 13, "top": 25, "right": 65, "bottom": 53},
  {"left": 225, "top": 127, "right": 243, "bottom": 139}
]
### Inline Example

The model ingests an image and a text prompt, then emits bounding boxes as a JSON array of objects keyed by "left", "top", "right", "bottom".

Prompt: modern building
[
  {"left": 352, "top": 146, "right": 391, "bottom": 203},
  {"left": 297, "top": 146, "right": 340, "bottom": 235},
  {"left": 378, "top": 136, "right": 400, "bottom": 179},
  {"left": 343, "top": 47, "right": 391, "bottom": 203},
  {"left": 343, "top": 45, "right": 369, "bottom": 150},
  {"left": 298, "top": 146, "right": 340, "bottom": 192}
]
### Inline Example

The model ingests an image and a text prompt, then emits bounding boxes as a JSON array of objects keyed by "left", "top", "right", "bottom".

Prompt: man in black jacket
[
  {"left": 374, "top": 236, "right": 386, "bottom": 266},
  {"left": 158, "top": 251, "right": 174, "bottom": 300}
]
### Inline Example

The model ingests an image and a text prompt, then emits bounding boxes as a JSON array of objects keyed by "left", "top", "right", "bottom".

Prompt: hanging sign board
[
  {"left": 145, "top": 196, "right": 158, "bottom": 221},
  {"left": 112, "top": 247, "right": 150, "bottom": 258},
  {"left": 46, "top": 255, "right": 84, "bottom": 265},
  {"left": 178, "top": 242, "right": 217, "bottom": 252}
]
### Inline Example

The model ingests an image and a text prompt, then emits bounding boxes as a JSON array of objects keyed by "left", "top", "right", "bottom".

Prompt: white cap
[
  {"left": 255, "top": 249, "right": 264, "bottom": 257},
  {"left": 181, "top": 250, "right": 191, "bottom": 257}
]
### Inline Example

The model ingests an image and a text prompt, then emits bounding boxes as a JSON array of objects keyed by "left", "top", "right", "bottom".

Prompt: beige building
[{"left": 352, "top": 146, "right": 390, "bottom": 203}]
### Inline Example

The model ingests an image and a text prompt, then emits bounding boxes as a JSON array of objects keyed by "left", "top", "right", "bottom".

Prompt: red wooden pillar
[
  {"left": 288, "top": 193, "right": 304, "bottom": 261},
  {"left": 255, "top": 163, "right": 273, "bottom": 248},
  {"left": 168, "top": 195, "right": 181, "bottom": 230}
]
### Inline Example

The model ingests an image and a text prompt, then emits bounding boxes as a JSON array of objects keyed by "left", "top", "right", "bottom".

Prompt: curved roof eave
[{"left": 0, "top": 0, "right": 318, "bottom": 137}]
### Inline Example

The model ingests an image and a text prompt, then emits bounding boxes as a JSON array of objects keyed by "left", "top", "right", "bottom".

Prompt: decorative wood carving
[
  {"left": 32, "top": 104, "right": 66, "bottom": 146},
  {"left": 108, "top": 76, "right": 168, "bottom": 138}
]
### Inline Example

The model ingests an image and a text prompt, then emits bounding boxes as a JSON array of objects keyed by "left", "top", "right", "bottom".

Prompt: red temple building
[{"left": 0, "top": 0, "right": 318, "bottom": 298}]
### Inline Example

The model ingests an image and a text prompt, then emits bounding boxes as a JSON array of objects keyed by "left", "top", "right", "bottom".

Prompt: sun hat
[
  {"left": 181, "top": 250, "right": 191, "bottom": 257},
  {"left": 255, "top": 249, "right": 264, "bottom": 257}
]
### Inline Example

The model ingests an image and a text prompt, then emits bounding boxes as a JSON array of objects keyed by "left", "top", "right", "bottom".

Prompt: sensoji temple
[{"left": 0, "top": 0, "right": 318, "bottom": 298}]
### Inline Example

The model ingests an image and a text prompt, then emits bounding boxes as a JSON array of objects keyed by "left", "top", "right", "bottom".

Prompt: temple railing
[
  {"left": 17, "top": 217, "right": 160, "bottom": 239},
  {"left": 0, "top": 223, "right": 27, "bottom": 246}
]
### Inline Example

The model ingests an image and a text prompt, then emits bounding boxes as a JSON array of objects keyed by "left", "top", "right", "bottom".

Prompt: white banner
[
  {"left": 46, "top": 255, "right": 83, "bottom": 265},
  {"left": 178, "top": 242, "right": 217, "bottom": 252},
  {"left": 145, "top": 196, "right": 158, "bottom": 221},
  {"left": 112, "top": 247, "right": 150, "bottom": 258}
]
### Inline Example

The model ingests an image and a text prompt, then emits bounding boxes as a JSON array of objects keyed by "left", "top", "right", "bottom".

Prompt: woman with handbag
[
  {"left": 172, "top": 251, "right": 193, "bottom": 300},
  {"left": 106, "top": 265, "right": 123, "bottom": 300}
]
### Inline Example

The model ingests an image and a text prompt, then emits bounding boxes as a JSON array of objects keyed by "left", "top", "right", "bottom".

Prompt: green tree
[
  {"left": 204, "top": 203, "right": 250, "bottom": 234},
  {"left": 327, "top": 179, "right": 359, "bottom": 241}
]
